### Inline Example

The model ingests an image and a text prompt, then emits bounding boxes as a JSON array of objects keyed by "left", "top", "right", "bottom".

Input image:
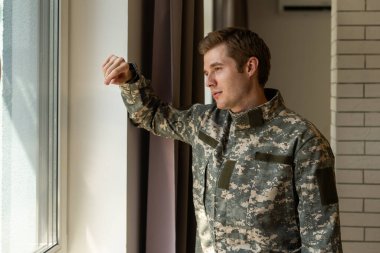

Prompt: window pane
[{"left": 0, "top": 0, "right": 59, "bottom": 252}]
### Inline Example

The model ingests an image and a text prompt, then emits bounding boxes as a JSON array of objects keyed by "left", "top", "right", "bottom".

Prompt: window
[{"left": 0, "top": 0, "right": 60, "bottom": 252}]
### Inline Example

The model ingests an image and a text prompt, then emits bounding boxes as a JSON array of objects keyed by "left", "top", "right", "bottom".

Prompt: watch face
[
  {"left": 128, "top": 63, "right": 136, "bottom": 73},
  {"left": 127, "top": 63, "right": 139, "bottom": 83}
]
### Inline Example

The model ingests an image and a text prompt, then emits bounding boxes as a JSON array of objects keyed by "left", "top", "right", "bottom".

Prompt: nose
[{"left": 205, "top": 73, "right": 216, "bottom": 88}]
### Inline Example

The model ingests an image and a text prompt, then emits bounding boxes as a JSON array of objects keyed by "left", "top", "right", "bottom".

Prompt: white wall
[
  {"left": 67, "top": 0, "right": 128, "bottom": 252},
  {"left": 249, "top": 0, "right": 331, "bottom": 139}
]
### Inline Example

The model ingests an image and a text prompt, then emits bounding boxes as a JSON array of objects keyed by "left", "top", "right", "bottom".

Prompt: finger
[
  {"left": 102, "top": 54, "right": 115, "bottom": 68},
  {"left": 104, "top": 57, "right": 125, "bottom": 77},
  {"left": 102, "top": 55, "right": 119, "bottom": 75},
  {"left": 105, "top": 62, "right": 129, "bottom": 84},
  {"left": 102, "top": 57, "right": 114, "bottom": 76}
]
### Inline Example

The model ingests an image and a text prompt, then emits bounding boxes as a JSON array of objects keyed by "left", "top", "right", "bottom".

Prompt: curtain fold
[
  {"left": 171, "top": 1, "right": 204, "bottom": 252},
  {"left": 146, "top": 1, "right": 176, "bottom": 253},
  {"left": 142, "top": 0, "right": 204, "bottom": 253},
  {"left": 213, "top": 0, "right": 248, "bottom": 29},
  {"left": 136, "top": 1, "right": 155, "bottom": 252}
]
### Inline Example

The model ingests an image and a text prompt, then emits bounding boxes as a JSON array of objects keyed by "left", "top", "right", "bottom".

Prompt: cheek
[
  {"left": 214, "top": 72, "right": 223, "bottom": 82},
  {"left": 215, "top": 72, "right": 233, "bottom": 86},
  {"left": 215, "top": 68, "right": 232, "bottom": 79}
]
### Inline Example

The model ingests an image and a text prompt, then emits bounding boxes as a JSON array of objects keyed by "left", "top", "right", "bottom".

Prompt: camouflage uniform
[{"left": 120, "top": 73, "right": 342, "bottom": 253}]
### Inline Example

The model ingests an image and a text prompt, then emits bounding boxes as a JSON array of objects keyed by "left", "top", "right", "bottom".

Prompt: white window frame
[
  {"left": 0, "top": 0, "right": 66, "bottom": 252},
  {"left": 46, "top": 0, "right": 68, "bottom": 252}
]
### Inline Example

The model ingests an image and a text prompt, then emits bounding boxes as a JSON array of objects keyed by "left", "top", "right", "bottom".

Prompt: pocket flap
[
  {"left": 198, "top": 130, "right": 218, "bottom": 148},
  {"left": 218, "top": 160, "right": 236, "bottom": 190},
  {"left": 254, "top": 152, "right": 293, "bottom": 166}
]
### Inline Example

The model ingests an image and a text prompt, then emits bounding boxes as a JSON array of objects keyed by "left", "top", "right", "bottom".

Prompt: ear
[{"left": 246, "top": 57, "right": 259, "bottom": 78}]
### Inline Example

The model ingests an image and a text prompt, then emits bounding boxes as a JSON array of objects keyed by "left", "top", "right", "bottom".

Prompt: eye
[{"left": 213, "top": 66, "right": 223, "bottom": 73}]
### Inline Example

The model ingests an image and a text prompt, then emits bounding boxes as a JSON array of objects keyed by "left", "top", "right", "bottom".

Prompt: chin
[{"left": 215, "top": 103, "right": 227, "bottom": 110}]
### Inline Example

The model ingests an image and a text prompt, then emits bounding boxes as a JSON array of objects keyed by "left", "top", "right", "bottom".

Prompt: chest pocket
[
  {"left": 198, "top": 130, "right": 218, "bottom": 148},
  {"left": 220, "top": 152, "right": 295, "bottom": 229}
]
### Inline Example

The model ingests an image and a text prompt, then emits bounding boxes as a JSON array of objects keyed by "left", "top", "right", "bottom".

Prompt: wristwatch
[{"left": 127, "top": 63, "right": 140, "bottom": 84}]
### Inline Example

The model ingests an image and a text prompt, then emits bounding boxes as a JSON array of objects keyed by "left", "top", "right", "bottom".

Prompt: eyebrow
[
  {"left": 209, "top": 62, "right": 223, "bottom": 68},
  {"left": 204, "top": 62, "right": 224, "bottom": 74},
  {"left": 203, "top": 62, "right": 224, "bottom": 75}
]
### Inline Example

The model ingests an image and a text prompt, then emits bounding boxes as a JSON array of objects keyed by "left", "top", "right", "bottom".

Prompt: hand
[{"left": 102, "top": 55, "right": 132, "bottom": 85}]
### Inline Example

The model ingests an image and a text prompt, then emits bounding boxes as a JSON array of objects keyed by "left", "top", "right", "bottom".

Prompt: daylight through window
[{"left": 0, "top": 0, "right": 59, "bottom": 252}]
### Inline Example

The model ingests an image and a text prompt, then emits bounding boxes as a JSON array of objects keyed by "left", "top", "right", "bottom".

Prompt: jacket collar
[{"left": 229, "top": 88, "right": 285, "bottom": 130}]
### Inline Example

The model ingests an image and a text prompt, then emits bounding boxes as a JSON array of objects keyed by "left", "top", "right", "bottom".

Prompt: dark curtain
[
  {"left": 145, "top": 0, "right": 176, "bottom": 252},
  {"left": 136, "top": 0, "right": 204, "bottom": 253},
  {"left": 171, "top": 1, "right": 204, "bottom": 253},
  {"left": 137, "top": 1, "right": 155, "bottom": 253},
  {"left": 213, "top": 0, "right": 248, "bottom": 29}
]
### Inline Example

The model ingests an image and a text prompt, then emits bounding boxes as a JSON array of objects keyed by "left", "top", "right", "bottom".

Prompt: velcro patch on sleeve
[{"left": 316, "top": 167, "right": 339, "bottom": 206}]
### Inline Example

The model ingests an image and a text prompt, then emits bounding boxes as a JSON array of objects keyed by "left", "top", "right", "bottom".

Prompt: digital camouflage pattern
[{"left": 120, "top": 74, "right": 343, "bottom": 253}]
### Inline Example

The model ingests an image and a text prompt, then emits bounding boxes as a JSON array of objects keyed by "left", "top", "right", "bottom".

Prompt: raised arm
[{"left": 102, "top": 55, "right": 207, "bottom": 145}]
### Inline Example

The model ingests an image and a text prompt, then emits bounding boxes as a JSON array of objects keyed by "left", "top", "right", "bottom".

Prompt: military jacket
[{"left": 120, "top": 75, "right": 342, "bottom": 253}]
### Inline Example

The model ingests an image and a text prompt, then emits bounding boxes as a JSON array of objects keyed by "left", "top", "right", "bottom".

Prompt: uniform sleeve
[
  {"left": 294, "top": 135, "right": 343, "bottom": 253},
  {"left": 120, "top": 75, "right": 205, "bottom": 145}
]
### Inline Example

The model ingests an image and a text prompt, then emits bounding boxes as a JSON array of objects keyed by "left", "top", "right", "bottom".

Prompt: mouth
[{"left": 212, "top": 91, "right": 222, "bottom": 100}]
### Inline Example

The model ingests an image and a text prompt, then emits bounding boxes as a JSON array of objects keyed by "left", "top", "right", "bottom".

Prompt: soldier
[{"left": 103, "top": 27, "right": 342, "bottom": 252}]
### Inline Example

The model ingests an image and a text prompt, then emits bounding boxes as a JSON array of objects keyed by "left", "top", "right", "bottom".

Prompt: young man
[{"left": 103, "top": 27, "right": 342, "bottom": 252}]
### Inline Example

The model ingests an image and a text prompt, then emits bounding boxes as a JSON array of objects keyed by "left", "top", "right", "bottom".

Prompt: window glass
[{"left": 0, "top": 0, "right": 59, "bottom": 252}]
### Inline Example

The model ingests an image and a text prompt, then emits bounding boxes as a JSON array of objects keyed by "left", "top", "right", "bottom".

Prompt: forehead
[{"left": 204, "top": 44, "right": 232, "bottom": 65}]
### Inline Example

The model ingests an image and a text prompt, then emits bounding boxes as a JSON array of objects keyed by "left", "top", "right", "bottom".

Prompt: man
[{"left": 103, "top": 27, "right": 342, "bottom": 252}]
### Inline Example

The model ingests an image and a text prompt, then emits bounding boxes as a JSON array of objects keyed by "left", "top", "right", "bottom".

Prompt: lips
[{"left": 212, "top": 91, "right": 222, "bottom": 100}]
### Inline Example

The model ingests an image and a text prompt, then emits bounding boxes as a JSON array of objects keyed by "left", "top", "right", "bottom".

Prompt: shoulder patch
[{"left": 316, "top": 167, "right": 339, "bottom": 205}]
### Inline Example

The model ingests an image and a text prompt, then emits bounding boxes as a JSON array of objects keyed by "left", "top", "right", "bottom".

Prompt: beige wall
[
  {"left": 248, "top": 0, "right": 331, "bottom": 139},
  {"left": 67, "top": 0, "right": 128, "bottom": 252}
]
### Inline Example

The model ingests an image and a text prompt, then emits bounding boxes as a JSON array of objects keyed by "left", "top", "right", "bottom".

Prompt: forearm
[{"left": 120, "top": 75, "right": 201, "bottom": 145}]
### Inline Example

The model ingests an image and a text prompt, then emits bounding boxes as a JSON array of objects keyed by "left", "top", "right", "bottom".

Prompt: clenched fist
[{"left": 102, "top": 55, "right": 132, "bottom": 85}]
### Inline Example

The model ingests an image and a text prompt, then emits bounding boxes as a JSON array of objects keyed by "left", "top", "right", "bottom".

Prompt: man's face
[{"left": 203, "top": 44, "right": 254, "bottom": 113}]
